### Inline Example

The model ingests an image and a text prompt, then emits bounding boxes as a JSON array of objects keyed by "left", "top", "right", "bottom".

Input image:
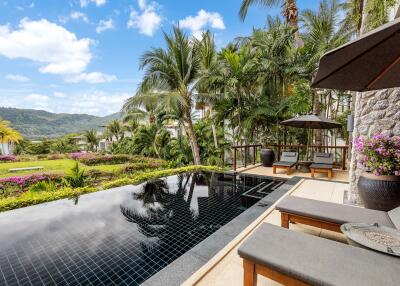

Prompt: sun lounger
[
  {"left": 310, "top": 152, "right": 334, "bottom": 178},
  {"left": 276, "top": 196, "right": 399, "bottom": 232},
  {"left": 238, "top": 223, "right": 400, "bottom": 286},
  {"left": 272, "top": 152, "right": 298, "bottom": 175}
]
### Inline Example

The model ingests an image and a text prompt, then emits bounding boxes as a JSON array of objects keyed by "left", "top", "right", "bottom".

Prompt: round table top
[{"left": 341, "top": 223, "right": 400, "bottom": 257}]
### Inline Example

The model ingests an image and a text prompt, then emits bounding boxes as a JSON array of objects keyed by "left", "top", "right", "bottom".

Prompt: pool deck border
[{"left": 141, "top": 175, "right": 304, "bottom": 286}]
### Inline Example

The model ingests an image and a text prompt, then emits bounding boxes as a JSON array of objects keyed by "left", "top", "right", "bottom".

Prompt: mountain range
[{"left": 0, "top": 107, "right": 121, "bottom": 139}]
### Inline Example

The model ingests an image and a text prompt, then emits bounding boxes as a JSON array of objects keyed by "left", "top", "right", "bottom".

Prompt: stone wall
[{"left": 349, "top": 88, "right": 400, "bottom": 199}]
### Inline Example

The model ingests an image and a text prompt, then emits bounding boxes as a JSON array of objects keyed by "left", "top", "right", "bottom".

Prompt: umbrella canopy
[
  {"left": 280, "top": 114, "right": 342, "bottom": 129},
  {"left": 311, "top": 17, "right": 400, "bottom": 91}
]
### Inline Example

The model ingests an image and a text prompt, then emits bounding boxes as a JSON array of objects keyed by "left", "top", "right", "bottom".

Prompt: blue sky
[{"left": 0, "top": 0, "right": 318, "bottom": 116}]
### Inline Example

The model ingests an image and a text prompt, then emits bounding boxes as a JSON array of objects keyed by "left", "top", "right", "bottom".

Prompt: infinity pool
[{"left": 0, "top": 172, "right": 283, "bottom": 286}]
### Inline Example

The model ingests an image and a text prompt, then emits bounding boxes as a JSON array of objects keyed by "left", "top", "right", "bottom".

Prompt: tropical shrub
[
  {"left": 0, "top": 155, "right": 16, "bottom": 162},
  {"left": 355, "top": 134, "right": 400, "bottom": 176},
  {"left": 29, "top": 181, "right": 57, "bottom": 193},
  {"left": 78, "top": 154, "right": 132, "bottom": 165},
  {"left": 63, "top": 162, "right": 85, "bottom": 188}
]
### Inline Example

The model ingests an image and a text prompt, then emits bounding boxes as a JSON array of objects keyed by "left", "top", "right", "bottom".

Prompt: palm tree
[
  {"left": 84, "top": 129, "right": 99, "bottom": 152},
  {"left": 131, "top": 27, "right": 203, "bottom": 165},
  {"left": 0, "top": 119, "right": 22, "bottom": 154},
  {"left": 106, "top": 120, "right": 124, "bottom": 141},
  {"left": 122, "top": 93, "right": 159, "bottom": 124},
  {"left": 301, "top": 0, "right": 351, "bottom": 146},
  {"left": 239, "top": 0, "right": 303, "bottom": 47},
  {"left": 341, "top": 0, "right": 397, "bottom": 35}
]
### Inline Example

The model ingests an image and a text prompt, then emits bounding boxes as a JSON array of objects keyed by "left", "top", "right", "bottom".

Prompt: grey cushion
[
  {"left": 276, "top": 196, "right": 395, "bottom": 228},
  {"left": 273, "top": 161, "right": 296, "bottom": 167},
  {"left": 313, "top": 152, "right": 334, "bottom": 164},
  {"left": 310, "top": 163, "right": 333, "bottom": 169},
  {"left": 280, "top": 152, "right": 298, "bottom": 162},
  {"left": 238, "top": 223, "right": 400, "bottom": 286},
  {"left": 388, "top": 206, "right": 400, "bottom": 229}
]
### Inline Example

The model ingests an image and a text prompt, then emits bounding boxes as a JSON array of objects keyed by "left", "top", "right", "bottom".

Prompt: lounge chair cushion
[
  {"left": 313, "top": 152, "right": 334, "bottom": 164},
  {"left": 280, "top": 152, "right": 298, "bottom": 162},
  {"left": 276, "top": 196, "right": 395, "bottom": 228},
  {"left": 238, "top": 223, "right": 400, "bottom": 286},
  {"left": 310, "top": 163, "right": 333, "bottom": 169},
  {"left": 388, "top": 206, "right": 400, "bottom": 229},
  {"left": 272, "top": 161, "right": 296, "bottom": 167}
]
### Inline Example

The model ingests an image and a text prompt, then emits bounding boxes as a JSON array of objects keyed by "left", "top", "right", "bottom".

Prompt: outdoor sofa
[
  {"left": 276, "top": 196, "right": 400, "bottom": 232},
  {"left": 310, "top": 152, "right": 334, "bottom": 178},
  {"left": 238, "top": 223, "right": 400, "bottom": 286},
  {"left": 272, "top": 152, "right": 298, "bottom": 175}
]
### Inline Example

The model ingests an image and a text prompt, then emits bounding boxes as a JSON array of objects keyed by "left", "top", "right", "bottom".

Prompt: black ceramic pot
[
  {"left": 358, "top": 172, "right": 400, "bottom": 211},
  {"left": 260, "top": 149, "right": 275, "bottom": 167}
]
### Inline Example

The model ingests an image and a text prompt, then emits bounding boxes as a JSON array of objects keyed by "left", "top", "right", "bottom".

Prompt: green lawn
[{"left": 0, "top": 159, "right": 125, "bottom": 178}]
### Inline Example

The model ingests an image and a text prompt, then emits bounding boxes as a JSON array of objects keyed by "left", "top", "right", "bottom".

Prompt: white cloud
[
  {"left": 96, "top": 18, "right": 114, "bottom": 33},
  {"left": 179, "top": 10, "right": 225, "bottom": 38},
  {"left": 5, "top": 74, "right": 30, "bottom": 82},
  {"left": 25, "top": 93, "right": 49, "bottom": 109},
  {"left": 0, "top": 19, "right": 93, "bottom": 75},
  {"left": 70, "top": 11, "right": 89, "bottom": 22},
  {"left": 127, "top": 0, "right": 161, "bottom": 36},
  {"left": 80, "top": 0, "right": 106, "bottom": 7},
  {"left": 53, "top": 92, "right": 65, "bottom": 98},
  {"left": 65, "top": 72, "right": 117, "bottom": 84}
]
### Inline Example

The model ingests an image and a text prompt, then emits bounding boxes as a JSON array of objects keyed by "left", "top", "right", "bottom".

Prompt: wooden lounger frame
[
  {"left": 310, "top": 167, "right": 333, "bottom": 178},
  {"left": 280, "top": 212, "right": 342, "bottom": 233},
  {"left": 243, "top": 259, "right": 311, "bottom": 286},
  {"left": 272, "top": 164, "right": 296, "bottom": 175}
]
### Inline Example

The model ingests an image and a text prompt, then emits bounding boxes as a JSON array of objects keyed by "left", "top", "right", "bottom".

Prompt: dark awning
[
  {"left": 311, "top": 17, "right": 400, "bottom": 91},
  {"left": 280, "top": 114, "right": 342, "bottom": 129}
]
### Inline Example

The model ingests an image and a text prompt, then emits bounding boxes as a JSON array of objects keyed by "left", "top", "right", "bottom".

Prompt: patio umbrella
[
  {"left": 311, "top": 17, "right": 400, "bottom": 91},
  {"left": 280, "top": 114, "right": 342, "bottom": 129}
]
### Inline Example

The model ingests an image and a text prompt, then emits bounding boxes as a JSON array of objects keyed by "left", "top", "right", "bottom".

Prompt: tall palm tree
[
  {"left": 84, "top": 129, "right": 99, "bottom": 152},
  {"left": 239, "top": 0, "right": 303, "bottom": 47},
  {"left": 301, "top": 0, "right": 351, "bottom": 147},
  {"left": 130, "top": 27, "right": 203, "bottom": 165}
]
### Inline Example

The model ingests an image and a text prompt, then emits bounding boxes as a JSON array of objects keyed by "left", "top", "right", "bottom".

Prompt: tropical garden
[{"left": 0, "top": 0, "right": 397, "bottom": 211}]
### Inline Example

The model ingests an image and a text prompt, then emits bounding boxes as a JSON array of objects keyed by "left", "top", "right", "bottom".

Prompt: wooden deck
[
  {"left": 237, "top": 164, "right": 349, "bottom": 182},
  {"left": 183, "top": 177, "right": 349, "bottom": 286}
]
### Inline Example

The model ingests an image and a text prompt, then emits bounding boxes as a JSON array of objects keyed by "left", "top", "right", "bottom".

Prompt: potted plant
[{"left": 355, "top": 134, "right": 400, "bottom": 211}]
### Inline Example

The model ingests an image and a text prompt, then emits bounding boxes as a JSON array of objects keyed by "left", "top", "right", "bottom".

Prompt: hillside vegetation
[{"left": 0, "top": 107, "right": 120, "bottom": 139}]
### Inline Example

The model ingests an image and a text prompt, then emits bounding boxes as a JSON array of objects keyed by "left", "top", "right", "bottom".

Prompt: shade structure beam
[{"left": 366, "top": 53, "right": 400, "bottom": 90}]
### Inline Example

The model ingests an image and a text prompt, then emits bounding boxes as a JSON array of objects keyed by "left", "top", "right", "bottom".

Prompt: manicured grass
[{"left": 0, "top": 159, "right": 125, "bottom": 178}]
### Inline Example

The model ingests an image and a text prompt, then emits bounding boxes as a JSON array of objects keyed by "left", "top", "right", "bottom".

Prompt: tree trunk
[
  {"left": 185, "top": 111, "right": 202, "bottom": 165},
  {"left": 313, "top": 90, "right": 322, "bottom": 149},
  {"left": 285, "top": 0, "right": 304, "bottom": 48}
]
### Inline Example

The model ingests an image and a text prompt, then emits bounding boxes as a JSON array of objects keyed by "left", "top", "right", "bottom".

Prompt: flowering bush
[
  {"left": 354, "top": 134, "right": 400, "bottom": 176},
  {"left": 0, "top": 155, "right": 16, "bottom": 162},
  {"left": 0, "top": 173, "right": 62, "bottom": 191},
  {"left": 69, "top": 152, "right": 91, "bottom": 160}
]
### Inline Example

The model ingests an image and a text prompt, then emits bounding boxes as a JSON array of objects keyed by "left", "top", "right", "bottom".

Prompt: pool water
[{"left": 0, "top": 172, "right": 283, "bottom": 286}]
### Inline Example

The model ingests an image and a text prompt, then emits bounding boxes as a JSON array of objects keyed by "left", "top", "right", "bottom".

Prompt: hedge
[{"left": 0, "top": 165, "right": 223, "bottom": 212}]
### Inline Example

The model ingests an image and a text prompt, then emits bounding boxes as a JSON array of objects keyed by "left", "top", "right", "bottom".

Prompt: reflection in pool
[{"left": 0, "top": 172, "right": 278, "bottom": 286}]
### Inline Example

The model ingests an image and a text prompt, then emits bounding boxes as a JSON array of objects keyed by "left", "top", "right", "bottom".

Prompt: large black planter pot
[
  {"left": 260, "top": 149, "right": 275, "bottom": 167},
  {"left": 358, "top": 172, "right": 400, "bottom": 211}
]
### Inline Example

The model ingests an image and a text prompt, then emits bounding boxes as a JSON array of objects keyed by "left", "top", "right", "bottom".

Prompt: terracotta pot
[{"left": 358, "top": 172, "right": 400, "bottom": 211}]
